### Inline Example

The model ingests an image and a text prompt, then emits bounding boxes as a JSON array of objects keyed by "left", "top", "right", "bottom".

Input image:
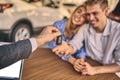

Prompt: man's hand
[
  {"left": 81, "top": 62, "right": 96, "bottom": 76},
  {"left": 35, "top": 26, "right": 61, "bottom": 47},
  {"left": 52, "top": 40, "right": 73, "bottom": 56}
]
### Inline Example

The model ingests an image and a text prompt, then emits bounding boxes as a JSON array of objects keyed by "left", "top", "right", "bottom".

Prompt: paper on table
[
  {"left": 115, "top": 72, "right": 120, "bottom": 78},
  {"left": 0, "top": 60, "right": 22, "bottom": 78}
]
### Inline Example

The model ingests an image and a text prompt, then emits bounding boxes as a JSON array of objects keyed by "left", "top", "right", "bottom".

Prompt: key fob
[{"left": 56, "top": 35, "right": 62, "bottom": 45}]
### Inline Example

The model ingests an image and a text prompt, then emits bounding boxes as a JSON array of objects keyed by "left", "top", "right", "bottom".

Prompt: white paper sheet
[
  {"left": 115, "top": 72, "right": 120, "bottom": 78},
  {"left": 0, "top": 60, "right": 22, "bottom": 78}
]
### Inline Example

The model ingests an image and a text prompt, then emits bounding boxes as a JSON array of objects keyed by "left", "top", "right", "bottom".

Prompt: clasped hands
[
  {"left": 73, "top": 58, "right": 96, "bottom": 76},
  {"left": 52, "top": 40, "right": 96, "bottom": 76}
]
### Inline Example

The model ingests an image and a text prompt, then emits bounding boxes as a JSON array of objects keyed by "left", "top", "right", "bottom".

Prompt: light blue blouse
[{"left": 47, "top": 19, "right": 86, "bottom": 61}]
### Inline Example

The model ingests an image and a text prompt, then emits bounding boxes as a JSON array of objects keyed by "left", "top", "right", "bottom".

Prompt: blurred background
[{"left": 0, "top": 0, "right": 119, "bottom": 42}]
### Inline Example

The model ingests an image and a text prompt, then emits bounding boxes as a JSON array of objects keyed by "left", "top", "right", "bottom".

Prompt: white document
[
  {"left": 0, "top": 60, "right": 22, "bottom": 78},
  {"left": 115, "top": 72, "right": 120, "bottom": 78}
]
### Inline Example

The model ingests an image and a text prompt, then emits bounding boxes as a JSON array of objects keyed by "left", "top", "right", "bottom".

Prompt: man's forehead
[{"left": 86, "top": 4, "right": 102, "bottom": 13}]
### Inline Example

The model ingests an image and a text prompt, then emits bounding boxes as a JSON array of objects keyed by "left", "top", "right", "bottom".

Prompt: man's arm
[
  {"left": 52, "top": 24, "right": 86, "bottom": 55},
  {"left": 0, "top": 26, "right": 61, "bottom": 69},
  {"left": 52, "top": 40, "right": 74, "bottom": 55},
  {"left": 0, "top": 39, "right": 32, "bottom": 69},
  {"left": 74, "top": 59, "right": 120, "bottom": 75},
  {"left": 81, "top": 63, "right": 120, "bottom": 75},
  {"left": 94, "top": 63, "right": 120, "bottom": 74}
]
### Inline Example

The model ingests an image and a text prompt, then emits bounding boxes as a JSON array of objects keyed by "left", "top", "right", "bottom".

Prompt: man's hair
[{"left": 85, "top": 0, "right": 108, "bottom": 10}]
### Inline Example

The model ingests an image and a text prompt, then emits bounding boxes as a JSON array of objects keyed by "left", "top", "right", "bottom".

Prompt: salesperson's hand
[{"left": 35, "top": 26, "right": 61, "bottom": 47}]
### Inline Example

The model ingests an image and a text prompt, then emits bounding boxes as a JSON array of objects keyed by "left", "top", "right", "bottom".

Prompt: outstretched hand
[{"left": 52, "top": 40, "right": 73, "bottom": 56}]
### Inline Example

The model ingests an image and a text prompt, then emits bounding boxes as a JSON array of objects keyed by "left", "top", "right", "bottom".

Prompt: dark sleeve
[{"left": 0, "top": 39, "right": 32, "bottom": 69}]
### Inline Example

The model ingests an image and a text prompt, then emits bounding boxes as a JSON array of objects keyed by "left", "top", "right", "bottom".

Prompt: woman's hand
[{"left": 73, "top": 58, "right": 85, "bottom": 72}]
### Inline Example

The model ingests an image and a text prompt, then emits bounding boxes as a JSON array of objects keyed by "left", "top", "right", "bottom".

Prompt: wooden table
[{"left": 22, "top": 48, "right": 119, "bottom": 80}]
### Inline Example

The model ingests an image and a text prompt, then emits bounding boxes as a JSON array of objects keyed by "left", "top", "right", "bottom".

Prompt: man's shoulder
[
  {"left": 108, "top": 19, "right": 120, "bottom": 32},
  {"left": 108, "top": 19, "right": 120, "bottom": 37},
  {"left": 109, "top": 18, "right": 120, "bottom": 28}
]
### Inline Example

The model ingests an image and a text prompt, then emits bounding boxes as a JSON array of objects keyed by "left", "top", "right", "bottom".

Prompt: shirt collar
[{"left": 102, "top": 18, "right": 111, "bottom": 36}]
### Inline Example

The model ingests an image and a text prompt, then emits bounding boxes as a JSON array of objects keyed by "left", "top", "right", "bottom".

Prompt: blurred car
[
  {"left": 41, "top": 0, "right": 86, "bottom": 7},
  {"left": 0, "top": 0, "right": 66, "bottom": 42},
  {"left": 108, "top": 0, "right": 120, "bottom": 23},
  {"left": 41, "top": 0, "right": 86, "bottom": 18}
]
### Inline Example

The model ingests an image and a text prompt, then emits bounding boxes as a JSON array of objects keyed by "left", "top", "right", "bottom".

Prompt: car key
[{"left": 56, "top": 35, "right": 62, "bottom": 45}]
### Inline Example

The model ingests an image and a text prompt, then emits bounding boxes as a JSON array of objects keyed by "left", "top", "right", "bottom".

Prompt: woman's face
[{"left": 72, "top": 7, "right": 86, "bottom": 26}]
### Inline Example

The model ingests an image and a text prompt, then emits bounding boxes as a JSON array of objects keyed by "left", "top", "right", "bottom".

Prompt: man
[
  {"left": 0, "top": 26, "right": 61, "bottom": 69},
  {"left": 52, "top": 0, "right": 120, "bottom": 75}
]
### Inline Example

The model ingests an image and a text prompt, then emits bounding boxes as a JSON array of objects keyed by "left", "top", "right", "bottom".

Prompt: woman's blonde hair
[{"left": 64, "top": 4, "right": 86, "bottom": 39}]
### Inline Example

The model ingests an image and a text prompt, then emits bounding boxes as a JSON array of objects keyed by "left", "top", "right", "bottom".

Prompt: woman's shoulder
[
  {"left": 53, "top": 19, "right": 67, "bottom": 25},
  {"left": 53, "top": 19, "right": 67, "bottom": 30}
]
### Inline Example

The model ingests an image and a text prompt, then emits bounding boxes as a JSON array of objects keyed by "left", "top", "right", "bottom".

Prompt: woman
[{"left": 47, "top": 4, "right": 87, "bottom": 64}]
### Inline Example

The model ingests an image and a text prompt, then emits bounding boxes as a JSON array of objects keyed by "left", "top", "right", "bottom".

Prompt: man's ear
[{"left": 104, "top": 7, "right": 109, "bottom": 16}]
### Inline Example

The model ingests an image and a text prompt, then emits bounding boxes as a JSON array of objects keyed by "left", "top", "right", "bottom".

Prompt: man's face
[{"left": 86, "top": 4, "right": 108, "bottom": 28}]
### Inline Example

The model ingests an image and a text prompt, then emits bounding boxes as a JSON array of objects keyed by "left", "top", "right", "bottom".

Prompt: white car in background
[
  {"left": 41, "top": 0, "right": 86, "bottom": 18},
  {"left": 0, "top": 0, "right": 66, "bottom": 42}
]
